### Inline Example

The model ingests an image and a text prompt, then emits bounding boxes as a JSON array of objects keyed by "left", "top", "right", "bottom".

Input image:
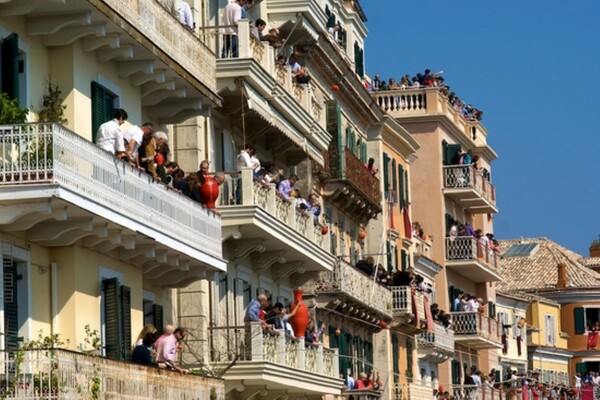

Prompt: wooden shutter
[
  {"left": 392, "top": 334, "right": 399, "bottom": 383},
  {"left": 1, "top": 33, "right": 19, "bottom": 100},
  {"left": 574, "top": 307, "right": 586, "bottom": 334},
  {"left": 442, "top": 141, "right": 461, "bottom": 166},
  {"left": 576, "top": 362, "right": 587, "bottom": 376},
  {"left": 405, "top": 337, "right": 413, "bottom": 380},
  {"left": 398, "top": 164, "right": 406, "bottom": 209},
  {"left": 391, "top": 159, "right": 397, "bottom": 202},
  {"left": 103, "top": 278, "right": 122, "bottom": 360},
  {"left": 386, "top": 241, "right": 392, "bottom": 273},
  {"left": 451, "top": 360, "right": 461, "bottom": 385},
  {"left": 488, "top": 301, "right": 496, "bottom": 319},
  {"left": 153, "top": 304, "right": 164, "bottom": 334},
  {"left": 383, "top": 152, "right": 390, "bottom": 195},
  {"left": 91, "top": 82, "right": 116, "bottom": 143},
  {"left": 120, "top": 285, "right": 131, "bottom": 360},
  {"left": 445, "top": 213, "right": 454, "bottom": 236},
  {"left": 401, "top": 250, "right": 408, "bottom": 271},
  {"left": 3, "top": 258, "right": 19, "bottom": 351}
]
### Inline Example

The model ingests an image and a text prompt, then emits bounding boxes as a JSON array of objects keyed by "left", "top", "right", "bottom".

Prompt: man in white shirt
[
  {"left": 235, "top": 143, "right": 253, "bottom": 203},
  {"left": 124, "top": 122, "right": 154, "bottom": 163},
  {"left": 95, "top": 109, "right": 128, "bottom": 158},
  {"left": 221, "top": 0, "right": 247, "bottom": 58}
]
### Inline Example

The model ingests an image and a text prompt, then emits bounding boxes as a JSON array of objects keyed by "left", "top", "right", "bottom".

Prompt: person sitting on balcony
[
  {"left": 132, "top": 331, "right": 158, "bottom": 366},
  {"left": 278, "top": 174, "right": 298, "bottom": 200},
  {"left": 250, "top": 18, "right": 266, "bottom": 41},
  {"left": 95, "top": 108, "right": 129, "bottom": 160},
  {"left": 365, "top": 157, "right": 377, "bottom": 176},
  {"left": 355, "top": 256, "right": 375, "bottom": 277},
  {"left": 221, "top": 0, "right": 246, "bottom": 58}
]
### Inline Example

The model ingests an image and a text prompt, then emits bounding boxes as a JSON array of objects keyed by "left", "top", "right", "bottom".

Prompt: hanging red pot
[
  {"left": 321, "top": 225, "right": 329, "bottom": 235},
  {"left": 199, "top": 175, "right": 219, "bottom": 209},
  {"left": 358, "top": 228, "right": 367, "bottom": 240},
  {"left": 289, "top": 289, "right": 309, "bottom": 338},
  {"left": 331, "top": 84, "right": 340, "bottom": 91}
]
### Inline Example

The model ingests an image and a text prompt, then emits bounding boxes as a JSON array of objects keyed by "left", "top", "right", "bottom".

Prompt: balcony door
[
  {"left": 0, "top": 244, "right": 30, "bottom": 351},
  {"left": 91, "top": 81, "right": 118, "bottom": 143}
]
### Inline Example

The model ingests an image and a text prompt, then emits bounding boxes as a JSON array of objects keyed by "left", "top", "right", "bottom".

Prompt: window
[
  {"left": 392, "top": 334, "right": 399, "bottom": 384},
  {"left": 91, "top": 81, "right": 118, "bottom": 143},
  {"left": 143, "top": 292, "right": 164, "bottom": 335},
  {"left": 545, "top": 314, "right": 556, "bottom": 346},
  {"left": 1, "top": 245, "right": 30, "bottom": 351},
  {"left": 102, "top": 277, "right": 131, "bottom": 360},
  {"left": 3, "top": 257, "right": 19, "bottom": 351},
  {"left": 1, "top": 33, "right": 19, "bottom": 103}
]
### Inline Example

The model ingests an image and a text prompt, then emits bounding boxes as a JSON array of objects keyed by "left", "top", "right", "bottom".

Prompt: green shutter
[
  {"left": 103, "top": 278, "right": 122, "bottom": 360},
  {"left": 3, "top": 258, "right": 19, "bottom": 351},
  {"left": 1, "top": 33, "right": 19, "bottom": 100},
  {"left": 404, "top": 170, "right": 409, "bottom": 206},
  {"left": 153, "top": 304, "right": 164, "bottom": 334},
  {"left": 392, "top": 334, "right": 399, "bottom": 383},
  {"left": 451, "top": 360, "right": 461, "bottom": 385},
  {"left": 120, "top": 285, "right": 131, "bottom": 360},
  {"left": 401, "top": 249, "right": 408, "bottom": 271},
  {"left": 398, "top": 164, "right": 406, "bottom": 209},
  {"left": 91, "top": 82, "right": 116, "bottom": 143},
  {"left": 574, "top": 307, "right": 586, "bottom": 334},
  {"left": 405, "top": 337, "right": 413, "bottom": 380},
  {"left": 360, "top": 142, "right": 367, "bottom": 163},
  {"left": 386, "top": 241, "right": 392, "bottom": 273},
  {"left": 391, "top": 159, "right": 397, "bottom": 201},
  {"left": 383, "top": 152, "right": 390, "bottom": 195},
  {"left": 445, "top": 213, "right": 454, "bottom": 236},
  {"left": 488, "top": 301, "right": 496, "bottom": 319},
  {"left": 576, "top": 362, "right": 587, "bottom": 375}
]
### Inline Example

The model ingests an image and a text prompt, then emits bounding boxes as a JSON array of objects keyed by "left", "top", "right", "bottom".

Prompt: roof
[{"left": 497, "top": 237, "right": 600, "bottom": 292}]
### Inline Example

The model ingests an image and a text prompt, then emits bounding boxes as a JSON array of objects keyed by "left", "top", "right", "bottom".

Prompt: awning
[{"left": 242, "top": 82, "right": 323, "bottom": 164}]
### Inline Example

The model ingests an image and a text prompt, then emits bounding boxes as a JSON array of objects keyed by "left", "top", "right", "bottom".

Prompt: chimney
[
  {"left": 557, "top": 263, "right": 568, "bottom": 288},
  {"left": 590, "top": 239, "right": 600, "bottom": 258}
]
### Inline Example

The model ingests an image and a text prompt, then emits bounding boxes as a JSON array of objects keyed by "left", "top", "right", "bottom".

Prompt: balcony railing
[
  {"left": 103, "top": 0, "right": 215, "bottom": 90},
  {"left": 445, "top": 237, "right": 498, "bottom": 271},
  {"left": 392, "top": 383, "right": 434, "bottom": 400},
  {"left": 0, "top": 123, "right": 221, "bottom": 257},
  {"left": 315, "top": 260, "right": 392, "bottom": 319},
  {"left": 442, "top": 165, "right": 496, "bottom": 207},
  {"left": 412, "top": 235, "right": 432, "bottom": 258},
  {"left": 390, "top": 286, "right": 426, "bottom": 323},
  {"left": 208, "top": 323, "right": 338, "bottom": 378},
  {"left": 218, "top": 169, "right": 330, "bottom": 252},
  {"left": 451, "top": 312, "right": 501, "bottom": 343},
  {"left": 342, "top": 389, "right": 383, "bottom": 399},
  {"left": 0, "top": 348, "right": 223, "bottom": 399},
  {"left": 323, "top": 147, "right": 382, "bottom": 206},
  {"left": 417, "top": 323, "right": 455, "bottom": 355}
]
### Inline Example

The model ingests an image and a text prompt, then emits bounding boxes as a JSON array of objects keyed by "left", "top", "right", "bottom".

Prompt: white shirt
[
  {"left": 179, "top": 1, "right": 194, "bottom": 29},
  {"left": 236, "top": 150, "right": 252, "bottom": 170},
  {"left": 221, "top": 2, "right": 242, "bottom": 35},
  {"left": 123, "top": 125, "right": 144, "bottom": 157},
  {"left": 465, "top": 299, "right": 477, "bottom": 312},
  {"left": 96, "top": 119, "right": 125, "bottom": 154},
  {"left": 250, "top": 155, "right": 260, "bottom": 173}
]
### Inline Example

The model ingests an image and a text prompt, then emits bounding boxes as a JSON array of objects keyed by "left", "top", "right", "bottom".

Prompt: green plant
[
  {"left": 37, "top": 81, "right": 67, "bottom": 124},
  {"left": 83, "top": 325, "right": 102, "bottom": 400},
  {"left": 0, "top": 92, "right": 28, "bottom": 124}
]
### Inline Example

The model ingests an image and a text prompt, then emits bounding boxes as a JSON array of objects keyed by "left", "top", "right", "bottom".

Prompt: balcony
[
  {"left": 342, "top": 389, "right": 383, "bottom": 400},
  {"left": 412, "top": 235, "right": 433, "bottom": 259},
  {"left": 390, "top": 286, "right": 426, "bottom": 334},
  {"left": 442, "top": 165, "right": 497, "bottom": 213},
  {"left": 0, "top": 124, "right": 224, "bottom": 285},
  {"left": 392, "top": 383, "right": 434, "bottom": 400},
  {"left": 451, "top": 312, "right": 502, "bottom": 349},
  {"left": 0, "top": 0, "right": 220, "bottom": 115},
  {"left": 417, "top": 323, "right": 454, "bottom": 363},
  {"left": 372, "top": 88, "right": 496, "bottom": 156},
  {"left": 314, "top": 260, "right": 392, "bottom": 325},
  {"left": 218, "top": 169, "right": 334, "bottom": 273},
  {"left": 212, "top": 20, "right": 330, "bottom": 165},
  {"left": 0, "top": 348, "right": 224, "bottom": 399},
  {"left": 445, "top": 237, "right": 501, "bottom": 282},
  {"left": 321, "top": 147, "right": 382, "bottom": 223},
  {"left": 208, "top": 322, "right": 341, "bottom": 397}
]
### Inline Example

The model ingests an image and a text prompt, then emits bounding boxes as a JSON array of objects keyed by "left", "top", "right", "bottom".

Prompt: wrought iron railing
[
  {"left": 0, "top": 123, "right": 221, "bottom": 257},
  {"left": 323, "top": 147, "right": 382, "bottom": 205},
  {"left": 451, "top": 312, "right": 500, "bottom": 343},
  {"left": 445, "top": 236, "right": 498, "bottom": 271},
  {"left": 0, "top": 348, "right": 223, "bottom": 399},
  {"left": 442, "top": 165, "right": 496, "bottom": 205}
]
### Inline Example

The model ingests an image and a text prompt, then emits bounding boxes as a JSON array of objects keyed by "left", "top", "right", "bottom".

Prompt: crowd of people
[
  {"left": 131, "top": 323, "right": 189, "bottom": 373},
  {"left": 447, "top": 218, "right": 500, "bottom": 260},
  {"left": 370, "top": 68, "right": 484, "bottom": 122}
]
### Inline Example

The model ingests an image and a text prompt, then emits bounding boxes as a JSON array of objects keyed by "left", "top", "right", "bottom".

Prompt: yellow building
[
  {"left": 496, "top": 292, "right": 528, "bottom": 377},
  {"left": 0, "top": 0, "right": 226, "bottom": 397},
  {"left": 497, "top": 238, "right": 600, "bottom": 385},
  {"left": 372, "top": 83, "right": 502, "bottom": 392}
]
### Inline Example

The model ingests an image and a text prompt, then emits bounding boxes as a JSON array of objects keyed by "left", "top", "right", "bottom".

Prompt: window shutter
[
  {"left": 383, "top": 152, "right": 390, "bottom": 195},
  {"left": 451, "top": 360, "right": 461, "bottom": 385},
  {"left": 153, "top": 304, "right": 164, "bottom": 334},
  {"left": 386, "top": 241, "right": 392, "bottom": 273},
  {"left": 445, "top": 213, "right": 454, "bottom": 236},
  {"left": 574, "top": 307, "right": 586, "bottom": 334},
  {"left": 443, "top": 142, "right": 461, "bottom": 166},
  {"left": 392, "top": 334, "right": 399, "bottom": 383},
  {"left": 391, "top": 159, "right": 397, "bottom": 202},
  {"left": 488, "top": 301, "right": 496, "bottom": 319},
  {"left": 398, "top": 164, "right": 406, "bottom": 209},
  {"left": 405, "top": 337, "right": 413, "bottom": 380},
  {"left": 103, "top": 278, "right": 122, "bottom": 360},
  {"left": 3, "top": 257, "right": 19, "bottom": 351},
  {"left": 576, "top": 362, "right": 587, "bottom": 376},
  {"left": 120, "top": 285, "right": 131, "bottom": 360},
  {"left": 401, "top": 249, "right": 408, "bottom": 271},
  {"left": 1, "top": 33, "right": 19, "bottom": 100}
]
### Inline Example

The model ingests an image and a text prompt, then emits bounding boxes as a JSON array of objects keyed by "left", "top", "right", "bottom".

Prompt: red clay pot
[
  {"left": 289, "top": 289, "right": 309, "bottom": 338},
  {"left": 199, "top": 175, "right": 219, "bottom": 208}
]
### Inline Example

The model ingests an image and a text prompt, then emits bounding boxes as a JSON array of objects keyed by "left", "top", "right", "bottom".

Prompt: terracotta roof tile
[{"left": 497, "top": 237, "right": 600, "bottom": 292}]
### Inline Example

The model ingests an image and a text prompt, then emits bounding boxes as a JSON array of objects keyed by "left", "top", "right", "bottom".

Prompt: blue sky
[{"left": 361, "top": 1, "right": 600, "bottom": 257}]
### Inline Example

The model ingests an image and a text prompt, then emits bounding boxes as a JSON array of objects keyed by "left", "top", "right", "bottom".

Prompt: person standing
[
  {"left": 221, "top": 0, "right": 246, "bottom": 58},
  {"left": 95, "top": 108, "right": 129, "bottom": 159}
]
